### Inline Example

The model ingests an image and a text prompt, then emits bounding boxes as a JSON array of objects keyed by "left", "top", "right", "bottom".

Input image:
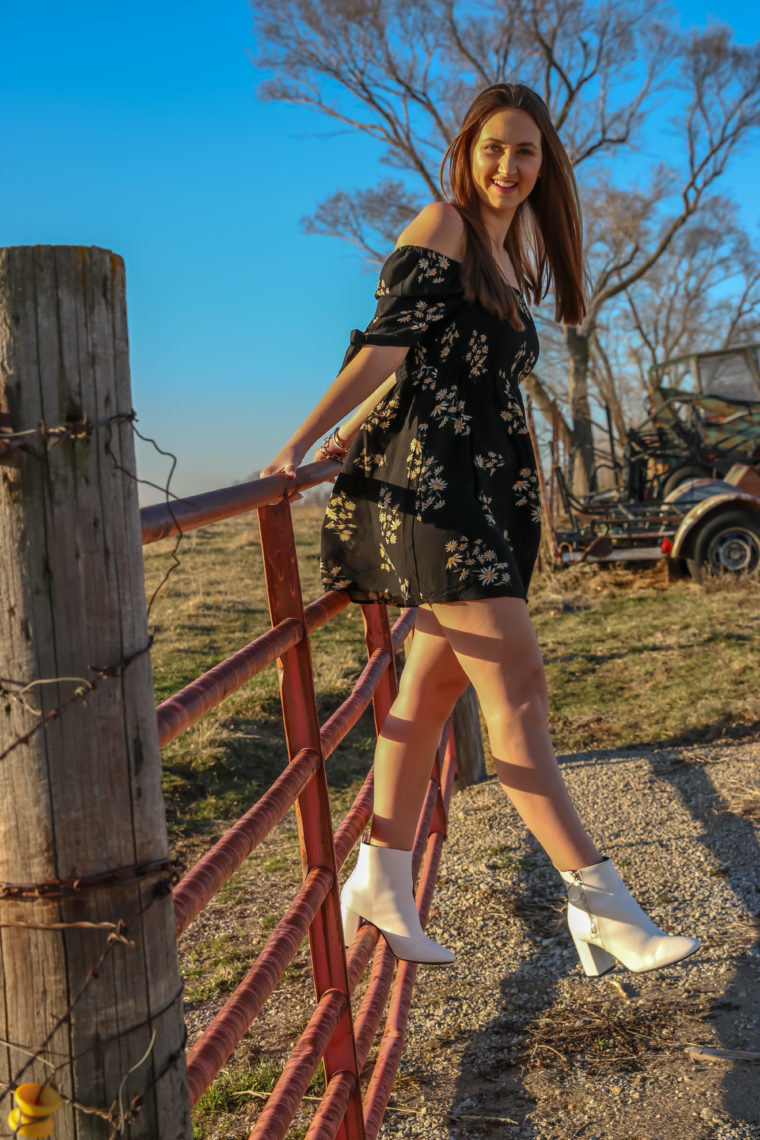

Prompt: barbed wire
[
  {"left": 0, "top": 873, "right": 185, "bottom": 1134},
  {"left": 0, "top": 408, "right": 187, "bottom": 765},
  {"left": 0, "top": 641, "right": 152, "bottom": 764},
  {"left": 0, "top": 413, "right": 94, "bottom": 460},
  {"left": 103, "top": 412, "right": 187, "bottom": 620},
  {"left": 2, "top": 407, "right": 188, "bottom": 622}
]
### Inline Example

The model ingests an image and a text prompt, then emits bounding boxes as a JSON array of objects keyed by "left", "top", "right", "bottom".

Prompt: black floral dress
[{"left": 320, "top": 245, "right": 541, "bottom": 605}]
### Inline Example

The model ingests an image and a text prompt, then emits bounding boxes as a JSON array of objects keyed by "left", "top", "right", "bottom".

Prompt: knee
[
  {"left": 483, "top": 666, "right": 549, "bottom": 732},
  {"left": 396, "top": 669, "right": 468, "bottom": 726}
]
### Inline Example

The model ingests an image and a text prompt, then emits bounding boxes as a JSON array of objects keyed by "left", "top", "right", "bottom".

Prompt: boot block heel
[
  {"left": 341, "top": 904, "right": 360, "bottom": 947},
  {"left": 572, "top": 935, "right": 615, "bottom": 977}
]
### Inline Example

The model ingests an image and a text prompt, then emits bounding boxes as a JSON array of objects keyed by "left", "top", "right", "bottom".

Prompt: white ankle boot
[
  {"left": 559, "top": 858, "right": 699, "bottom": 976},
  {"left": 340, "top": 841, "right": 455, "bottom": 965}
]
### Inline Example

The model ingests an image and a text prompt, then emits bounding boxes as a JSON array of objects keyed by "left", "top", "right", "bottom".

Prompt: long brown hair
[{"left": 441, "top": 83, "right": 585, "bottom": 328}]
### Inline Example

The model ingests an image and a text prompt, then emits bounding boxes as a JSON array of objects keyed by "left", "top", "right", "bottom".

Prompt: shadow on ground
[{"left": 443, "top": 744, "right": 760, "bottom": 1140}]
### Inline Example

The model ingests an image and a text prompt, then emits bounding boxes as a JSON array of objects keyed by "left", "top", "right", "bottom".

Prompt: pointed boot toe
[{"left": 559, "top": 858, "right": 699, "bottom": 976}]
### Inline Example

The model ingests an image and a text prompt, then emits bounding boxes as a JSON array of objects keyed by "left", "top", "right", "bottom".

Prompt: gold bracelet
[
  {"left": 333, "top": 426, "right": 348, "bottom": 450},
  {"left": 320, "top": 430, "right": 348, "bottom": 458}
]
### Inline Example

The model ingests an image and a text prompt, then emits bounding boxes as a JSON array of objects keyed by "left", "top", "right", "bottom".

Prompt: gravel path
[{"left": 377, "top": 739, "right": 760, "bottom": 1140}]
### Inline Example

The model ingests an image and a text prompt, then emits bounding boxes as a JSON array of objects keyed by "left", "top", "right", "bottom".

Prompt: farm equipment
[{"left": 541, "top": 344, "right": 760, "bottom": 580}]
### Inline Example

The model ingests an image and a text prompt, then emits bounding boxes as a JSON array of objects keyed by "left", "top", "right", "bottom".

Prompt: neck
[{"left": 479, "top": 205, "right": 515, "bottom": 250}]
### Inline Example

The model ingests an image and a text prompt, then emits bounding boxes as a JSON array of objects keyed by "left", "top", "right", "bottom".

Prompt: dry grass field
[{"left": 142, "top": 502, "right": 760, "bottom": 1138}]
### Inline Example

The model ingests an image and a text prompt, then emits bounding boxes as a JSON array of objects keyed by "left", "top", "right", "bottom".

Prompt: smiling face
[{"left": 471, "top": 108, "right": 543, "bottom": 225}]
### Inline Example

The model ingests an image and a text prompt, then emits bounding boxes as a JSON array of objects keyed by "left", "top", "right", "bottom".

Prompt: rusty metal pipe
[
  {"left": 389, "top": 607, "right": 416, "bottom": 651},
  {"left": 320, "top": 649, "right": 390, "bottom": 760},
  {"left": 333, "top": 772, "right": 374, "bottom": 873},
  {"left": 353, "top": 941, "right": 397, "bottom": 1069},
  {"left": 248, "top": 988, "right": 348, "bottom": 1140},
  {"left": 140, "top": 459, "right": 339, "bottom": 545},
  {"left": 304, "top": 1069, "right": 358, "bottom": 1140},
  {"left": 157, "top": 617, "right": 303, "bottom": 747},
  {"left": 173, "top": 748, "right": 320, "bottom": 937},
  {"left": 304, "top": 590, "right": 351, "bottom": 633},
  {"left": 186, "top": 866, "right": 332, "bottom": 1106}
]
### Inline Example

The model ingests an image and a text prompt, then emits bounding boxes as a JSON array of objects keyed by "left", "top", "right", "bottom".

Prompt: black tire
[
  {"left": 667, "top": 557, "right": 689, "bottom": 581},
  {"left": 687, "top": 509, "right": 760, "bottom": 582},
  {"left": 662, "top": 465, "right": 711, "bottom": 498}
]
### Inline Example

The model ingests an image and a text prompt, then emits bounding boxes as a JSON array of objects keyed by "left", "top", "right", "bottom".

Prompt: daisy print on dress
[
  {"left": 444, "top": 537, "right": 511, "bottom": 587},
  {"left": 416, "top": 251, "right": 451, "bottom": 283},
  {"left": 409, "top": 346, "right": 440, "bottom": 391},
  {"left": 407, "top": 434, "right": 447, "bottom": 519},
  {"left": 431, "top": 387, "right": 472, "bottom": 435},
  {"left": 507, "top": 339, "right": 537, "bottom": 387},
  {"left": 475, "top": 451, "right": 505, "bottom": 476},
  {"left": 439, "top": 323, "right": 460, "bottom": 360},
  {"left": 353, "top": 447, "right": 386, "bottom": 476},
  {"left": 500, "top": 388, "right": 529, "bottom": 435},
  {"left": 478, "top": 491, "right": 498, "bottom": 530},
  {"left": 465, "top": 331, "right": 488, "bottom": 377},
  {"left": 363, "top": 395, "right": 401, "bottom": 433},
  {"left": 324, "top": 491, "right": 358, "bottom": 542},
  {"left": 378, "top": 487, "right": 402, "bottom": 572},
  {"left": 374, "top": 299, "right": 446, "bottom": 334},
  {"left": 320, "top": 560, "right": 352, "bottom": 591},
  {"left": 513, "top": 467, "right": 542, "bottom": 522}
]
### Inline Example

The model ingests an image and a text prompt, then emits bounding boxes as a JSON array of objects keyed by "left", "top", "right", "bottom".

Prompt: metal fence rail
[{"left": 141, "top": 462, "right": 459, "bottom": 1140}]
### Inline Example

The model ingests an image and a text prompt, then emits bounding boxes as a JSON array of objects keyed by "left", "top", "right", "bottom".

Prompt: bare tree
[
  {"left": 589, "top": 200, "right": 760, "bottom": 418},
  {"left": 253, "top": 0, "right": 760, "bottom": 487}
]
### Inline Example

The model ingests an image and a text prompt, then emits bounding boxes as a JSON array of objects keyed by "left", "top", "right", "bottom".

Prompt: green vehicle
[
  {"left": 547, "top": 344, "right": 760, "bottom": 580},
  {"left": 627, "top": 343, "right": 760, "bottom": 499}
]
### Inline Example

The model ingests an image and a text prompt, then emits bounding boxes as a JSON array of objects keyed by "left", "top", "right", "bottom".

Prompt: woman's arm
[
  {"left": 316, "top": 373, "right": 398, "bottom": 459},
  {"left": 261, "top": 202, "right": 464, "bottom": 487},
  {"left": 260, "top": 343, "right": 408, "bottom": 481}
]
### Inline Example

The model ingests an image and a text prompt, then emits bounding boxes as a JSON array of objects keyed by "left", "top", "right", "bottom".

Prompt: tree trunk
[
  {"left": 523, "top": 373, "right": 573, "bottom": 450},
  {"left": 452, "top": 686, "right": 486, "bottom": 790},
  {"left": 0, "top": 246, "right": 191, "bottom": 1137},
  {"left": 564, "top": 325, "right": 596, "bottom": 494}
]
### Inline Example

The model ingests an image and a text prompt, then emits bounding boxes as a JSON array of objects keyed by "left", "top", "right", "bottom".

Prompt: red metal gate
[{"left": 141, "top": 459, "right": 459, "bottom": 1139}]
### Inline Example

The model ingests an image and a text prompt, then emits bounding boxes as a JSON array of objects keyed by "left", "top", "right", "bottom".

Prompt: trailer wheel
[
  {"left": 687, "top": 509, "right": 760, "bottom": 582},
  {"left": 662, "top": 464, "right": 711, "bottom": 497}
]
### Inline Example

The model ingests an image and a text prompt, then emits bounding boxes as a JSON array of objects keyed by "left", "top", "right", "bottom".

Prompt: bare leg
[
  {"left": 370, "top": 608, "right": 469, "bottom": 849},
  {"left": 428, "top": 597, "right": 601, "bottom": 871},
  {"left": 357, "top": 599, "right": 697, "bottom": 973}
]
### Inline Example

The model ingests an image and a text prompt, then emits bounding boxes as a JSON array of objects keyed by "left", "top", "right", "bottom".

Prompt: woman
[{"left": 262, "top": 84, "right": 698, "bottom": 976}]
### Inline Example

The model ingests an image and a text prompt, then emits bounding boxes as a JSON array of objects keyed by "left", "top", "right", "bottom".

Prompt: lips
[{"left": 492, "top": 178, "right": 517, "bottom": 193}]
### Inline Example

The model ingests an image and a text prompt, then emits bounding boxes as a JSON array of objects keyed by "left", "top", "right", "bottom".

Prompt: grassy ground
[
  {"left": 145, "top": 502, "right": 376, "bottom": 848},
  {"left": 143, "top": 501, "right": 760, "bottom": 1137}
]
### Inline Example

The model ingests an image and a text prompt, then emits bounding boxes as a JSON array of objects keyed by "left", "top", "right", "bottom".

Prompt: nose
[{"left": 498, "top": 149, "right": 517, "bottom": 174}]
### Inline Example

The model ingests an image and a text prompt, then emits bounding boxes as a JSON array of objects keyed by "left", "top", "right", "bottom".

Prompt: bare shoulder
[{"left": 395, "top": 202, "right": 466, "bottom": 261}]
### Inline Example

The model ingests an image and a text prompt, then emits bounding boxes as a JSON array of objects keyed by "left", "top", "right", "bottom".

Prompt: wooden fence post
[
  {"left": 0, "top": 247, "right": 191, "bottom": 1137},
  {"left": 452, "top": 686, "right": 486, "bottom": 789}
]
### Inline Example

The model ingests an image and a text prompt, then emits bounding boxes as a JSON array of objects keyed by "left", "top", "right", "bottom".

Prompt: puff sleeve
[{"left": 341, "top": 245, "right": 463, "bottom": 370}]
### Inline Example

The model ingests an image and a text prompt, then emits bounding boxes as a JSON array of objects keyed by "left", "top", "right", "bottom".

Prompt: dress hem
[{"left": 325, "top": 585, "right": 529, "bottom": 607}]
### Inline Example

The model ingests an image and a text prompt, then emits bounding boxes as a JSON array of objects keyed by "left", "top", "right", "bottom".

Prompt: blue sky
[{"left": 3, "top": 0, "right": 759, "bottom": 501}]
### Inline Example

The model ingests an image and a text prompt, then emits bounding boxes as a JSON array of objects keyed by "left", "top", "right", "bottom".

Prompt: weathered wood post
[
  {"left": 0, "top": 247, "right": 191, "bottom": 1137},
  {"left": 452, "top": 686, "right": 486, "bottom": 789}
]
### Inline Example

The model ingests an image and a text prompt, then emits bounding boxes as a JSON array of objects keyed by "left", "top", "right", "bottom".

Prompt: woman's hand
[
  {"left": 314, "top": 429, "right": 351, "bottom": 463},
  {"left": 259, "top": 443, "right": 306, "bottom": 502},
  {"left": 315, "top": 428, "right": 354, "bottom": 484}
]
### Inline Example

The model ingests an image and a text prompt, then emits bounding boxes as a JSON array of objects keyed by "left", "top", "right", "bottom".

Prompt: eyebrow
[{"left": 481, "top": 137, "right": 538, "bottom": 146}]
